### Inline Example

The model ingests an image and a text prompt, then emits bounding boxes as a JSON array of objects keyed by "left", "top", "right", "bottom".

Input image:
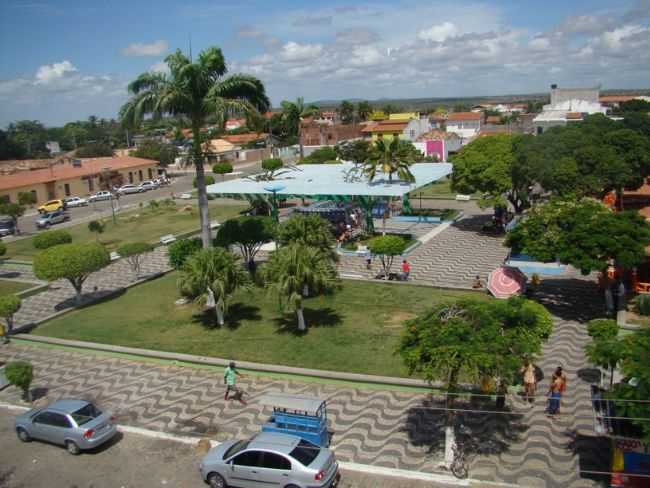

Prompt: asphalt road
[{"left": 0, "top": 411, "right": 456, "bottom": 488}]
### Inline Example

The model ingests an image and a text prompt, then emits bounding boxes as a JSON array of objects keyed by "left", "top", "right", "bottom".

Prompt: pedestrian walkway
[
  {"left": 0, "top": 262, "right": 42, "bottom": 284},
  {"left": 10, "top": 247, "right": 171, "bottom": 328}
]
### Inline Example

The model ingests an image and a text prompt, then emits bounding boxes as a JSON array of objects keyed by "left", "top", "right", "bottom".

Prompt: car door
[
  {"left": 31, "top": 411, "right": 72, "bottom": 445},
  {"left": 229, "top": 450, "right": 263, "bottom": 487},
  {"left": 257, "top": 452, "right": 293, "bottom": 486}
]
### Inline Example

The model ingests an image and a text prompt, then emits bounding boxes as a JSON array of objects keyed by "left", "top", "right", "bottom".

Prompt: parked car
[
  {"left": 15, "top": 399, "right": 117, "bottom": 455},
  {"left": 64, "top": 196, "right": 88, "bottom": 208},
  {"left": 154, "top": 176, "right": 170, "bottom": 186},
  {"left": 38, "top": 199, "right": 65, "bottom": 214},
  {"left": 36, "top": 209, "right": 70, "bottom": 229},
  {"left": 87, "top": 191, "right": 113, "bottom": 202},
  {"left": 199, "top": 432, "right": 339, "bottom": 488},
  {"left": 116, "top": 184, "right": 143, "bottom": 195},
  {"left": 139, "top": 180, "right": 159, "bottom": 191},
  {"left": 0, "top": 215, "right": 16, "bottom": 237}
]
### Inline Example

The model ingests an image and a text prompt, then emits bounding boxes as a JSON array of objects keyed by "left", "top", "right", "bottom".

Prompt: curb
[{"left": 0, "top": 402, "right": 518, "bottom": 488}]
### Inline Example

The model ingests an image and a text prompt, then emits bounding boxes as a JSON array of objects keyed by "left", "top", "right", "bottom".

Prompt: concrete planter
[{"left": 395, "top": 210, "right": 463, "bottom": 224}]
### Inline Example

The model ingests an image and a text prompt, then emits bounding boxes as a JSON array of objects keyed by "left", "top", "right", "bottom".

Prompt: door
[
  {"left": 31, "top": 411, "right": 72, "bottom": 445},
  {"left": 257, "top": 452, "right": 292, "bottom": 486},
  {"left": 229, "top": 450, "right": 263, "bottom": 487}
]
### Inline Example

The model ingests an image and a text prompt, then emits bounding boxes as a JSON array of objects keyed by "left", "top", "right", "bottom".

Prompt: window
[
  {"left": 261, "top": 453, "right": 291, "bottom": 471},
  {"left": 31, "top": 190, "right": 37, "bottom": 201},
  {"left": 536, "top": 127, "right": 543, "bottom": 135},
  {"left": 88, "top": 178, "right": 94, "bottom": 192},
  {"left": 410, "top": 130, "right": 415, "bottom": 138},
  {"left": 224, "top": 440, "right": 250, "bottom": 460},
  {"left": 289, "top": 439, "right": 321, "bottom": 466},
  {"left": 34, "top": 411, "right": 71, "bottom": 428},
  {"left": 138, "top": 170, "right": 143, "bottom": 182},
  {"left": 233, "top": 450, "right": 262, "bottom": 467},
  {"left": 128, "top": 172, "right": 134, "bottom": 183},
  {"left": 64, "top": 183, "right": 71, "bottom": 197},
  {"left": 71, "top": 403, "right": 102, "bottom": 426},
  {"left": 148, "top": 168, "right": 153, "bottom": 179}
]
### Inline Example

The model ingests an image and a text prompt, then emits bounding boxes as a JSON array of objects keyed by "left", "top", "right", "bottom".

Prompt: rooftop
[
  {"left": 447, "top": 112, "right": 482, "bottom": 121},
  {"left": 0, "top": 156, "right": 159, "bottom": 191},
  {"left": 361, "top": 121, "right": 409, "bottom": 133},
  {"left": 206, "top": 162, "right": 452, "bottom": 198},
  {"left": 221, "top": 132, "right": 269, "bottom": 145}
]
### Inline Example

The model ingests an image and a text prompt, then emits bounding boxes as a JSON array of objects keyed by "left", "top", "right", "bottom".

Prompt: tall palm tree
[
  {"left": 264, "top": 244, "right": 338, "bottom": 331},
  {"left": 280, "top": 97, "right": 320, "bottom": 159},
  {"left": 120, "top": 47, "right": 270, "bottom": 248},
  {"left": 178, "top": 247, "right": 250, "bottom": 326},
  {"left": 364, "top": 138, "right": 417, "bottom": 183}
]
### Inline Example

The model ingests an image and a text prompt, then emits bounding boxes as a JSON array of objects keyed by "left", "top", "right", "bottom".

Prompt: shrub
[
  {"left": 213, "top": 162, "right": 234, "bottom": 179},
  {"left": 367, "top": 235, "right": 408, "bottom": 277},
  {"left": 0, "top": 294, "right": 21, "bottom": 337},
  {"left": 32, "top": 229, "right": 72, "bottom": 249},
  {"left": 168, "top": 238, "right": 202, "bottom": 269},
  {"left": 87, "top": 220, "right": 105, "bottom": 241},
  {"left": 18, "top": 191, "right": 37, "bottom": 206},
  {"left": 117, "top": 242, "right": 154, "bottom": 276},
  {"left": 193, "top": 175, "right": 215, "bottom": 188},
  {"left": 587, "top": 319, "right": 619, "bottom": 339},
  {"left": 0, "top": 241, "right": 6, "bottom": 256},
  {"left": 261, "top": 158, "right": 283, "bottom": 172},
  {"left": 5, "top": 360, "right": 33, "bottom": 401},
  {"left": 636, "top": 295, "right": 650, "bottom": 316}
]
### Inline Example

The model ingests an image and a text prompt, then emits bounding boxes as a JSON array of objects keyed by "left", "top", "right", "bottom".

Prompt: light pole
[{"left": 102, "top": 167, "right": 118, "bottom": 225}]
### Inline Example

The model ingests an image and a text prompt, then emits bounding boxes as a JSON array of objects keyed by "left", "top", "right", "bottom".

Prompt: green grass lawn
[
  {"left": 0, "top": 280, "right": 33, "bottom": 295},
  {"left": 410, "top": 177, "right": 480, "bottom": 199},
  {"left": 4, "top": 200, "right": 247, "bottom": 261},
  {"left": 35, "top": 273, "right": 488, "bottom": 377}
]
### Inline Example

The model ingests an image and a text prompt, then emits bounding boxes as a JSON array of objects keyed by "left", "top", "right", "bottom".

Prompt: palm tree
[
  {"left": 120, "top": 47, "right": 270, "bottom": 248},
  {"left": 178, "top": 247, "right": 250, "bottom": 326},
  {"left": 281, "top": 97, "right": 320, "bottom": 159},
  {"left": 364, "top": 138, "right": 417, "bottom": 183},
  {"left": 264, "top": 244, "right": 338, "bottom": 331}
]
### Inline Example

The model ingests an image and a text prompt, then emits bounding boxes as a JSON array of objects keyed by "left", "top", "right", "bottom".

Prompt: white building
[
  {"left": 533, "top": 84, "right": 608, "bottom": 134},
  {"left": 445, "top": 112, "right": 482, "bottom": 142}
]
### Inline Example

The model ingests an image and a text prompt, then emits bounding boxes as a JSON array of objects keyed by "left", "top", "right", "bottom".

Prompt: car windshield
[
  {"left": 289, "top": 439, "right": 321, "bottom": 466},
  {"left": 71, "top": 403, "right": 102, "bottom": 426},
  {"left": 223, "top": 440, "right": 250, "bottom": 460}
]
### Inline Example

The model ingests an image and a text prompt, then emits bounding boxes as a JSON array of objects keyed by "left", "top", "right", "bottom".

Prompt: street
[{"left": 0, "top": 410, "right": 456, "bottom": 488}]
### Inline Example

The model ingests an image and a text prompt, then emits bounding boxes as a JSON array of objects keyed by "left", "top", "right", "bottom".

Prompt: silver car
[
  {"left": 15, "top": 399, "right": 118, "bottom": 455},
  {"left": 117, "top": 184, "right": 143, "bottom": 195},
  {"left": 35, "top": 209, "right": 70, "bottom": 228},
  {"left": 200, "top": 432, "right": 339, "bottom": 488}
]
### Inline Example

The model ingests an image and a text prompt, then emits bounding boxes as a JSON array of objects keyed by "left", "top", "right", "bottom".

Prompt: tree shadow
[
  {"left": 53, "top": 288, "right": 126, "bottom": 311},
  {"left": 192, "top": 302, "right": 262, "bottom": 330},
  {"left": 272, "top": 307, "right": 342, "bottom": 336},
  {"left": 533, "top": 278, "right": 602, "bottom": 322},
  {"left": 564, "top": 429, "right": 611, "bottom": 486},
  {"left": 401, "top": 394, "right": 527, "bottom": 457},
  {"left": 452, "top": 214, "right": 503, "bottom": 236},
  {"left": 577, "top": 367, "right": 602, "bottom": 384},
  {"left": 0, "top": 271, "right": 20, "bottom": 279},
  {"left": 30, "top": 386, "right": 49, "bottom": 402}
]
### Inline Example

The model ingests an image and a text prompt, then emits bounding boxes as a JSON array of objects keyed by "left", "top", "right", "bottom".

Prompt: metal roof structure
[
  {"left": 206, "top": 162, "right": 452, "bottom": 199},
  {"left": 259, "top": 392, "right": 325, "bottom": 415}
]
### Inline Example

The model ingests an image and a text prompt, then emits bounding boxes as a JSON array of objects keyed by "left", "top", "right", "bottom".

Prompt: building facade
[
  {"left": 445, "top": 112, "right": 482, "bottom": 140},
  {"left": 300, "top": 121, "right": 363, "bottom": 146},
  {"left": 0, "top": 156, "right": 159, "bottom": 205},
  {"left": 533, "top": 84, "right": 608, "bottom": 134}
]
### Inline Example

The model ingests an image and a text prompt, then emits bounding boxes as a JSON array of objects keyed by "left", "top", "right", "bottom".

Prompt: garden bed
[
  {"left": 340, "top": 232, "right": 417, "bottom": 252},
  {"left": 33, "top": 272, "right": 488, "bottom": 377}
]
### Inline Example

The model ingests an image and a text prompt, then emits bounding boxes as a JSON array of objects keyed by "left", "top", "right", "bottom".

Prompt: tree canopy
[
  {"left": 33, "top": 242, "right": 110, "bottom": 304},
  {"left": 338, "top": 100, "right": 355, "bottom": 124},
  {"left": 364, "top": 139, "right": 418, "bottom": 183},
  {"left": 336, "top": 139, "right": 372, "bottom": 164},
  {"left": 368, "top": 235, "right": 408, "bottom": 277},
  {"left": 0, "top": 294, "right": 21, "bottom": 336},
  {"left": 276, "top": 214, "right": 336, "bottom": 258},
  {"left": 215, "top": 216, "right": 275, "bottom": 269},
  {"left": 133, "top": 140, "right": 179, "bottom": 167},
  {"left": 506, "top": 198, "right": 650, "bottom": 273},
  {"left": 301, "top": 146, "right": 338, "bottom": 164}
]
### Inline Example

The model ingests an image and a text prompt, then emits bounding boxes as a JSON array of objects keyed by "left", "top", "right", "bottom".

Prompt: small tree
[
  {"left": 88, "top": 220, "right": 105, "bottom": 242},
  {"left": 275, "top": 214, "right": 336, "bottom": 259},
  {"left": 213, "top": 162, "right": 234, "bottom": 181},
  {"left": 367, "top": 235, "right": 407, "bottom": 278},
  {"left": 178, "top": 247, "right": 250, "bottom": 325},
  {"left": 263, "top": 244, "right": 338, "bottom": 331},
  {"left": 0, "top": 294, "right": 21, "bottom": 341},
  {"left": 18, "top": 192, "right": 37, "bottom": 206},
  {"left": 261, "top": 158, "right": 283, "bottom": 176},
  {"left": 32, "top": 229, "right": 72, "bottom": 249},
  {"left": 215, "top": 216, "right": 275, "bottom": 271},
  {"left": 0, "top": 202, "right": 25, "bottom": 234},
  {"left": 33, "top": 243, "right": 110, "bottom": 305},
  {"left": 302, "top": 146, "right": 339, "bottom": 164},
  {"left": 194, "top": 175, "right": 216, "bottom": 188},
  {"left": 0, "top": 241, "right": 6, "bottom": 257},
  {"left": 5, "top": 360, "right": 33, "bottom": 401},
  {"left": 168, "top": 238, "right": 202, "bottom": 269},
  {"left": 117, "top": 242, "right": 154, "bottom": 278},
  {"left": 585, "top": 319, "right": 624, "bottom": 387}
]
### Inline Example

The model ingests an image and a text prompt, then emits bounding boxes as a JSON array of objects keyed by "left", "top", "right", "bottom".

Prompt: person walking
[
  {"left": 224, "top": 361, "right": 247, "bottom": 406},
  {"left": 521, "top": 360, "right": 537, "bottom": 404},
  {"left": 546, "top": 374, "right": 563, "bottom": 417},
  {"left": 401, "top": 259, "right": 411, "bottom": 281}
]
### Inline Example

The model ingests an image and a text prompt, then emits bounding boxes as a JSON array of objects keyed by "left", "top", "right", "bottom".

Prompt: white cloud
[
  {"left": 279, "top": 41, "right": 323, "bottom": 62},
  {"left": 249, "top": 53, "right": 273, "bottom": 65},
  {"left": 529, "top": 36, "right": 550, "bottom": 51},
  {"left": 35, "top": 60, "right": 77, "bottom": 84},
  {"left": 149, "top": 61, "right": 170, "bottom": 74},
  {"left": 417, "top": 22, "right": 459, "bottom": 42},
  {"left": 601, "top": 24, "right": 648, "bottom": 50},
  {"left": 121, "top": 40, "right": 168, "bottom": 57},
  {"left": 349, "top": 45, "right": 384, "bottom": 67}
]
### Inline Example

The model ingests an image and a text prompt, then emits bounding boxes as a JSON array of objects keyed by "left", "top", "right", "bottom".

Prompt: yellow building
[
  {"left": 388, "top": 112, "right": 419, "bottom": 121},
  {"left": 361, "top": 120, "right": 410, "bottom": 142},
  {"left": 0, "top": 156, "right": 159, "bottom": 205}
]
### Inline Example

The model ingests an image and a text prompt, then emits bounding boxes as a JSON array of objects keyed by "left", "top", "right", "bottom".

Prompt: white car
[
  {"left": 117, "top": 184, "right": 143, "bottom": 195},
  {"left": 64, "top": 197, "right": 88, "bottom": 208},
  {"left": 139, "top": 181, "right": 159, "bottom": 191},
  {"left": 87, "top": 191, "right": 113, "bottom": 202}
]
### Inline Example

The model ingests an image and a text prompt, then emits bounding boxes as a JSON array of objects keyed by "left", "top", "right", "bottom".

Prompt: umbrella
[{"left": 488, "top": 266, "right": 527, "bottom": 299}]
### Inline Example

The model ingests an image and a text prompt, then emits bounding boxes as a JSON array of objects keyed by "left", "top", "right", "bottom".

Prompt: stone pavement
[
  {"left": 9, "top": 247, "right": 171, "bottom": 328},
  {"left": 338, "top": 214, "right": 509, "bottom": 289},
  {"left": 0, "top": 261, "right": 42, "bottom": 284}
]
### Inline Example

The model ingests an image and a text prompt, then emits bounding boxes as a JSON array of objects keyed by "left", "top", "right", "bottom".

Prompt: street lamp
[{"left": 102, "top": 167, "right": 118, "bottom": 225}]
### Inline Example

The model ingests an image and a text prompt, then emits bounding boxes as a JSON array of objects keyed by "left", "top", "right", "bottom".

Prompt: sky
[{"left": 1, "top": 0, "right": 650, "bottom": 127}]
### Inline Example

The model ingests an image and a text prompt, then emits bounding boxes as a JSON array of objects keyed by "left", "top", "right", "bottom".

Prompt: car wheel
[
  {"left": 284, "top": 485, "right": 300, "bottom": 488},
  {"left": 16, "top": 427, "right": 31, "bottom": 442},
  {"left": 65, "top": 440, "right": 81, "bottom": 455},
  {"left": 207, "top": 473, "right": 227, "bottom": 488},
  {"left": 44, "top": 223, "right": 50, "bottom": 229}
]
